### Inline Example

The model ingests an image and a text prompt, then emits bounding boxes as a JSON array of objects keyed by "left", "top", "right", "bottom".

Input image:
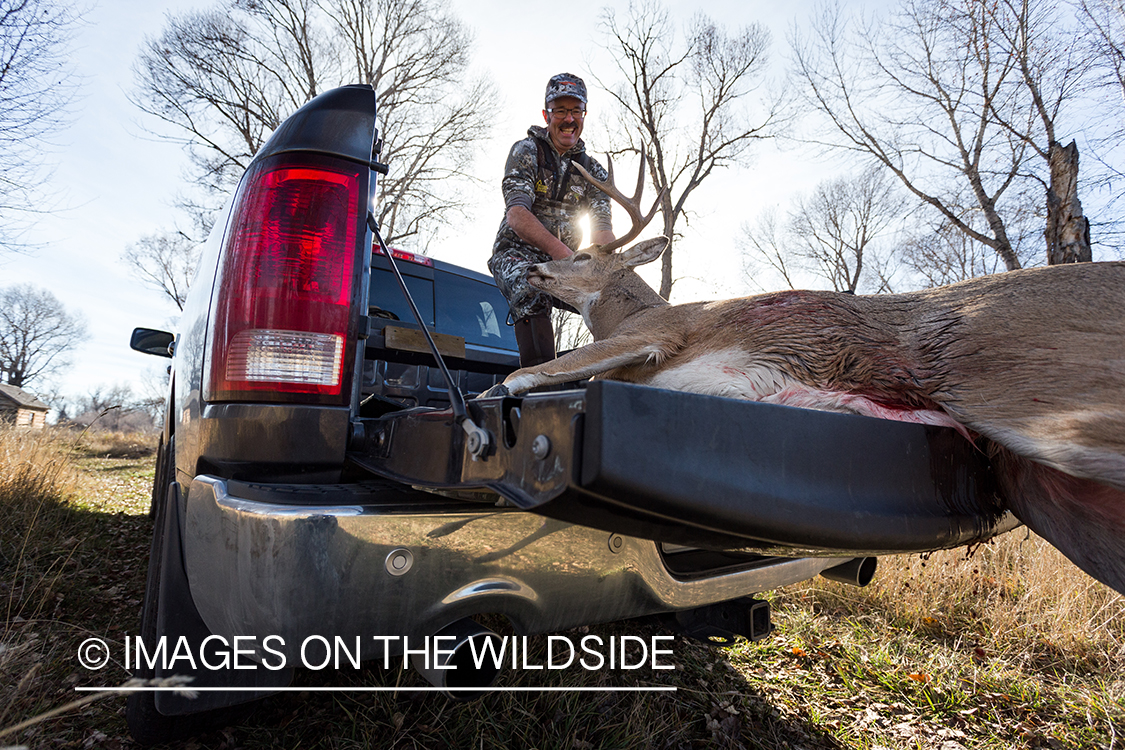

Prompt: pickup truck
[{"left": 126, "top": 84, "right": 1016, "bottom": 744}]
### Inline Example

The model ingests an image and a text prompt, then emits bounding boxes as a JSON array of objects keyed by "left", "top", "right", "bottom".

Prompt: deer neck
[{"left": 585, "top": 269, "right": 669, "bottom": 341}]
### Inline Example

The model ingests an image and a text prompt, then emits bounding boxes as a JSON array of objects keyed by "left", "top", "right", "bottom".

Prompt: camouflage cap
[{"left": 544, "top": 73, "right": 587, "bottom": 107}]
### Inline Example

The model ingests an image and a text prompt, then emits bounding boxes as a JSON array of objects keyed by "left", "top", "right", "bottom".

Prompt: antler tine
[{"left": 572, "top": 153, "right": 664, "bottom": 254}]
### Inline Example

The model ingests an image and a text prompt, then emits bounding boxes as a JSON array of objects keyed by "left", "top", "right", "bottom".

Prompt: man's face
[{"left": 543, "top": 95, "right": 585, "bottom": 154}]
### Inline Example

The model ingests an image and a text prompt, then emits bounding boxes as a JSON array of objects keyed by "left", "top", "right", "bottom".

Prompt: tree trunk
[
  {"left": 1045, "top": 140, "right": 1092, "bottom": 265},
  {"left": 659, "top": 199, "right": 675, "bottom": 300}
]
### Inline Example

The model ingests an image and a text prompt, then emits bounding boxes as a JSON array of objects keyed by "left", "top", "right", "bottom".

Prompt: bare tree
[
  {"left": 135, "top": 366, "right": 171, "bottom": 427},
  {"left": 551, "top": 309, "right": 593, "bottom": 353},
  {"left": 0, "top": 284, "right": 86, "bottom": 389},
  {"left": 1079, "top": 0, "right": 1125, "bottom": 244},
  {"left": 0, "top": 0, "right": 83, "bottom": 251},
  {"left": 792, "top": 0, "right": 1044, "bottom": 272},
  {"left": 742, "top": 167, "right": 903, "bottom": 293},
  {"left": 131, "top": 0, "right": 493, "bottom": 247},
  {"left": 897, "top": 219, "right": 1035, "bottom": 288},
  {"left": 597, "top": 0, "right": 781, "bottom": 298},
  {"left": 981, "top": 0, "right": 1092, "bottom": 265},
  {"left": 739, "top": 207, "right": 800, "bottom": 292},
  {"left": 71, "top": 384, "right": 156, "bottom": 433},
  {"left": 121, "top": 231, "right": 201, "bottom": 311},
  {"left": 1080, "top": 0, "right": 1125, "bottom": 139},
  {"left": 793, "top": 0, "right": 1125, "bottom": 271}
]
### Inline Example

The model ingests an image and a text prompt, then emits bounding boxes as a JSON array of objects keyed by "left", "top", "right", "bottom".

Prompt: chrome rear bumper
[{"left": 182, "top": 475, "right": 840, "bottom": 661}]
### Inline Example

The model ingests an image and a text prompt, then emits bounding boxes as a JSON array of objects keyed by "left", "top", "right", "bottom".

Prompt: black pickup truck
[{"left": 127, "top": 84, "right": 1016, "bottom": 744}]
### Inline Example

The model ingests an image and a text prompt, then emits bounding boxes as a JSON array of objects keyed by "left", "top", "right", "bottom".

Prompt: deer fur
[{"left": 484, "top": 239, "right": 1125, "bottom": 594}]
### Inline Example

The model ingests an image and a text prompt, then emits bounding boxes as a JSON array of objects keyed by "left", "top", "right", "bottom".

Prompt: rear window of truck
[{"left": 370, "top": 262, "right": 518, "bottom": 351}]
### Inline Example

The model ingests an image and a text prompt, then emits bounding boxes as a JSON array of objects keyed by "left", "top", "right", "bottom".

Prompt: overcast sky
[{"left": 0, "top": 0, "right": 867, "bottom": 403}]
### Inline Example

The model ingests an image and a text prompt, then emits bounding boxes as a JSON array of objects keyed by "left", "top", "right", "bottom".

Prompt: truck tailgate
[{"left": 348, "top": 380, "right": 1016, "bottom": 554}]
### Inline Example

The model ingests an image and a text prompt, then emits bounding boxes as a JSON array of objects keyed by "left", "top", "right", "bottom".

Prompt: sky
[{"left": 1, "top": 0, "right": 836, "bottom": 405}]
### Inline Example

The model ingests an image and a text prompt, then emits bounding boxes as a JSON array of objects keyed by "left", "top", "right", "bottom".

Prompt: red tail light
[
  {"left": 373, "top": 245, "right": 434, "bottom": 267},
  {"left": 205, "top": 154, "right": 367, "bottom": 405}
]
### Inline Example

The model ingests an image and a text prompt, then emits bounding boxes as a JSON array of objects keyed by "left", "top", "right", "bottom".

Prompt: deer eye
[{"left": 572, "top": 252, "right": 592, "bottom": 263}]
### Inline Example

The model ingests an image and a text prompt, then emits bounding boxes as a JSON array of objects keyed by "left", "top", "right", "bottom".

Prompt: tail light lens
[{"left": 205, "top": 153, "right": 367, "bottom": 405}]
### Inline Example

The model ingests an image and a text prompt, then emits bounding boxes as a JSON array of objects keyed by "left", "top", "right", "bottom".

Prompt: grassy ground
[{"left": 1, "top": 425, "right": 1122, "bottom": 749}]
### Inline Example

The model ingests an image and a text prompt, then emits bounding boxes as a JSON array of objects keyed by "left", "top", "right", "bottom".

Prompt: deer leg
[{"left": 480, "top": 337, "right": 668, "bottom": 398}]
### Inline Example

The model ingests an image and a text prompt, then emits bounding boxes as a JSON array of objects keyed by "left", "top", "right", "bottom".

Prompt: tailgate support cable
[{"left": 366, "top": 213, "right": 492, "bottom": 460}]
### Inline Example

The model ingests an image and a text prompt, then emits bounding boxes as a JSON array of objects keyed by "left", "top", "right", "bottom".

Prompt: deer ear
[{"left": 619, "top": 237, "right": 667, "bottom": 268}]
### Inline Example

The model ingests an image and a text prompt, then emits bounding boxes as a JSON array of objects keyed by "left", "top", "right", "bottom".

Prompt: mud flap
[{"left": 152, "top": 483, "right": 293, "bottom": 715}]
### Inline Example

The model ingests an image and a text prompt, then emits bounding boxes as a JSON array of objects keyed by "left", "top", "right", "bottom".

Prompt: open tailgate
[{"left": 348, "top": 380, "right": 1015, "bottom": 554}]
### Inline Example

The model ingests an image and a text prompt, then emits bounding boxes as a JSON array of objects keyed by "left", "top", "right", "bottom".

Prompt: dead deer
[{"left": 481, "top": 156, "right": 1125, "bottom": 595}]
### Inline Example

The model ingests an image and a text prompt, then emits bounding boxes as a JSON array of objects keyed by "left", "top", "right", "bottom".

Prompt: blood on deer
[{"left": 481, "top": 154, "right": 1125, "bottom": 595}]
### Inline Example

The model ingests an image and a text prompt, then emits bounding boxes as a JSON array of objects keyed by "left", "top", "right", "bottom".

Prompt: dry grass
[
  {"left": 1, "top": 429, "right": 1122, "bottom": 748},
  {"left": 69, "top": 429, "right": 158, "bottom": 459},
  {"left": 832, "top": 533, "right": 1125, "bottom": 664},
  {"left": 0, "top": 424, "right": 81, "bottom": 512},
  {"left": 736, "top": 533, "right": 1125, "bottom": 748},
  {"left": 0, "top": 425, "right": 83, "bottom": 623},
  {"left": 1, "top": 425, "right": 153, "bottom": 747}
]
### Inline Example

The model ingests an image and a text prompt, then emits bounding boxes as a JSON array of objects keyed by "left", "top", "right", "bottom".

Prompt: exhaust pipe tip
[
  {"left": 411, "top": 618, "right": 502, "bottom": 700},
  {"left": 820, "top": 556, "right": 878, "bottom": 587}
]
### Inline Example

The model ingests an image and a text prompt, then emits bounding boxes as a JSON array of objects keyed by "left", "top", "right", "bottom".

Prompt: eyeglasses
[{"left": 548, "top": 107, "right": 586, "bottom": 120}]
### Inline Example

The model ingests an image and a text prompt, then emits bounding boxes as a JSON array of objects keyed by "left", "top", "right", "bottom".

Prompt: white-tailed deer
[{"left": 482, "top": 156, "right": 1125, "bottom": 595}]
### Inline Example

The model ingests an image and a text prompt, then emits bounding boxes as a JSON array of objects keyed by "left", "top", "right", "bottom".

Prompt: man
[{"left": 488, "top": 73, "right": 615, "bottom": 367}]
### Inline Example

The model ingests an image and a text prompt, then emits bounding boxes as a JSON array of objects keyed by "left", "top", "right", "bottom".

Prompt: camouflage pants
[{"left": 488, "top": 245, "right": 578, "bottom": 323}]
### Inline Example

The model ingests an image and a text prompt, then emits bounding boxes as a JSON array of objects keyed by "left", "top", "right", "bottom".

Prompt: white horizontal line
[{"left": 76, "top": 686, "right": 676, "bottom": 693}]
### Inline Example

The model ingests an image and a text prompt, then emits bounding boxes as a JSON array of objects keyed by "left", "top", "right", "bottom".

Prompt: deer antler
[{"left": 572, "top": 153, "right": 664, "bottom": 254}]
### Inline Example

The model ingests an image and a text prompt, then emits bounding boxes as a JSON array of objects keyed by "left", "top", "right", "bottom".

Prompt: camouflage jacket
[{"left": 492, "top": 126, "right": 613, "bottom": 256}]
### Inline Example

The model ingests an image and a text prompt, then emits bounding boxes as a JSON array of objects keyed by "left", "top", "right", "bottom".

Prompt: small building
[{"left": 0, "top": 383, "right": 50, "bottom": 428}]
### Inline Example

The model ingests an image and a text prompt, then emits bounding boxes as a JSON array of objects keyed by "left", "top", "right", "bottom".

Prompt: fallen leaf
[{"left": 907, "top": 672, "right": 931, "bottom": 683}]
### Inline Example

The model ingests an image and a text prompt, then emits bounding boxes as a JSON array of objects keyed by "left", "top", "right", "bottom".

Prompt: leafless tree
[
  {"left": 791, "top": 0, "right": 1048, "bottom": 272},
  {"left": 1080, "top": 0, "right": 1125, "bottom": 139},
  {"left": 739, "top": 208, "right": 800, "bottom": 292},
  {"left": 135, "top": 366, "right": 171, "bottom": 427},
  {"left": 121, "top": 231, "right": 201, "bottom": 311},
  {"left": 596, "top": 0, "right": 782, "bottom": 298},
  {"left": 896, "top": 217, "right": 1040, "bottom": 289},
  {"left": 71, "top": 383, "right": 156, "bottom": 432},
  {"left": 981, "top": 0, "right": 1092, "bottom": 264},
  {"left": 741, "top": 166, "right": 903, "bottom": 293},
  {"left": 1079, "top": 0, "right": 1125, "bottom": 242},
  {"left": 0, "top": 0, "right": 83, "bottom": 251},
  {"left": 0, "top": 284, "right": 86, "bottom": 389},
  {"left": 131, "top": 0, "right": 493, "bottom": 247},
  {"left": 552, "top": 309, "right": 593, "bottom": 353}
]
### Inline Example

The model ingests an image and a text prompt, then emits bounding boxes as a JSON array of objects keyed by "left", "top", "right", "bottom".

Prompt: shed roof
[{"left": 0, "top": 383, "right": 50, "bottom": 411}]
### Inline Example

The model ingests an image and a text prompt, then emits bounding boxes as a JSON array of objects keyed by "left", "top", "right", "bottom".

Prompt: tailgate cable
[{"left": 366, "top": 213, "right": 492, "bottom": 460}]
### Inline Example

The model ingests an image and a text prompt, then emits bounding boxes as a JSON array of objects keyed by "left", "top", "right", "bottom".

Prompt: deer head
[
  {"left": 527, "top": 238, "right": 668, "bottom": 339},
  {"left": 526, "top": 154, "right": 669, "bottom": 340}
]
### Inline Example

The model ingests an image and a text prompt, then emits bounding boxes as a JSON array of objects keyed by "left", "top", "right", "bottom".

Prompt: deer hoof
[{"left": 478, "top": 383, "right": 511, "bottom": 399}]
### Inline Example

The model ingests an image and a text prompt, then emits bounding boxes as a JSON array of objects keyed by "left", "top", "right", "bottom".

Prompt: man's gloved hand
[{"left": 477, "top": 383, "right": 511, "bottom": 399}]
